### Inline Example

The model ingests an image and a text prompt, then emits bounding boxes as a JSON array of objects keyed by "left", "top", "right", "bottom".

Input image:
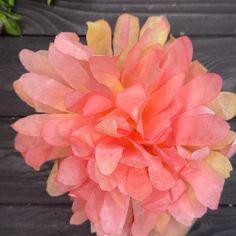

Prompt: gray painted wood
[{"left": 14, "top": 0, "right": 236, "bottom": 36}]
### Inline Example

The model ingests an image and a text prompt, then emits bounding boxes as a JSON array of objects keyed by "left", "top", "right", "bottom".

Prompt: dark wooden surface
[{"left": 0, "top": 0, "right": 236, "bottom": 235}]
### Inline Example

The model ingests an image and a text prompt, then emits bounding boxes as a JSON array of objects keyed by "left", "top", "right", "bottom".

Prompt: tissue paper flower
[{"left": 12, "top": 14, "right": 236, "bottom": 236}]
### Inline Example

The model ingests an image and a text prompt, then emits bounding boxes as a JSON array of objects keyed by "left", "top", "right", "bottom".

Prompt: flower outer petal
[
  {"left": 205, "top": 151, "right": 233, "bottom": 178},
  {"left": 86, "top": 20, "right": 112, "bottom": 56}
]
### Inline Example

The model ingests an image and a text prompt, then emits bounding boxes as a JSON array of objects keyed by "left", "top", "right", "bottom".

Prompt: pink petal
[
  {"left": 95, "top": 141, "right": 123, "bottom": 175},
  {"left": 116, "top": 83, "right": 146, "bottom": 119},
  {"left": 25, "top": 143, "right": 52, "bottom": 171},
  {"left": 12, "top": 114, "right": 61, "bottom": 137},
  {"left": 179, "top": 73, "right": 222, "bottom": 110},
  {"left": 42, "top": 117, "right": 70, "bottom": 146},
  {"left": 70, "top": 209, "right": 87, "bottom": 225},
  {"left": 89, "top": 56, "right": 123, "bottom": 94},
  {"left": 16, "top": 73, "right": 73, "bottom": 112},
  {"left": 57, "top": 156, "right": 87, "bottom": 188},
  {"left": 69, "top": 180, "right": 96, "bottom": 200},
  {"left": 85, "top": 187, "right": 105, "bottom": 223},
  {"left": 126, "top": 167, "right": 152, "bottom": 201},
  {"left": 100, "top": 190, "right": 130, "bottom": 235},
  {"left": 181, "top": 162, "right": 225, "bottom": 210},
  {"left": 54, "top": 32, "right": 92, "bottom": 60},
  {"left": 174, "top": 114, "right": 230, "bottom": 146},
  {"left": 141, "top": 189, "right": 171, "bottom": 213},
  {"left": 131, "top": 201, "right": 158, "bottom": 236},
  {"left": 113, "top": 13, "right": 140, "bottom": 55},
  {"left": 49, "top": 45, "right": 91, "bottom": 91},
  {"left": 148, "top": 159, "right": 175, "bottom": 191},
  {"left": 168, "top": 191, "right": 206, "bottom": 226},
  {"left": 171, "top": 179, "right": 186, "bottom": 202},
  {"left": 19, "top": 49, "right": 63, "bottom": 83}
]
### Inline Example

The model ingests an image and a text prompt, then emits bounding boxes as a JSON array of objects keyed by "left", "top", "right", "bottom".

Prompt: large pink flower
[{"left": 12, "top": 14, "right": 236, "bottom": 236}]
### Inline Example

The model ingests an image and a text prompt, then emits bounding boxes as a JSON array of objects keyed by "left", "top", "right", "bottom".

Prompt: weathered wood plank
[
  {"left": 0, "top": 205, "right": 235, "bottom": 236},
  {"left": 14, "top": 0, "right": 236, "bottom": 36},
  {"left": 0, "top": 117, "right": 235, "bottom": 205},
  {"left": 0, "top": 36, "right": 236, "bottom": 116}
]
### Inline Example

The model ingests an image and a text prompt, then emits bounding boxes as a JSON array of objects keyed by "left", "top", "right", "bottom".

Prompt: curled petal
[{"left": 86, "top": 20, "right": 112, "bottom": 56}]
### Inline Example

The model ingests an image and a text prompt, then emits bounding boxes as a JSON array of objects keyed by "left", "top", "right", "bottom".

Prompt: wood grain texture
[
  {"left": 1, "top": 36, "right": 236, "bottom": 116},
  {"left": 14, "top": 0, "right": 236, "bottom": 36},
  {"left": 0, "top": 205, "right": 236, "bottom": 236},
  {"left": 0, "top": 117, "right": 235, "bottom": 205}
]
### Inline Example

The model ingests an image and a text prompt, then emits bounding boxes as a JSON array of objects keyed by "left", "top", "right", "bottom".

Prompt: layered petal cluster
[{"left": 12, "top": 14, "right": 236, "bottom": 236}]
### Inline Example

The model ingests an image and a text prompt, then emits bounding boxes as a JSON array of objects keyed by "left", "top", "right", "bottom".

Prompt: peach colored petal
[
  {"left": 116, "top": 83, "right": 146, "bottom": 119},
  {"left": 25, "top": 143, "right": 52, "bottom": 171},
  {"left": 185, "top": 60, "right": 207, "bottom": 83},
  {"left": 121, "top": 29, "right": 156, "bottom": 86},
  {"left": 70, "top": 209, "right": 87, "bottom": 225},
  {"left": 210, "top": 131, "right": 236, "bottom": 150},
  {"left": 140, "top": 16, "right": 170, "bottom": 46},
  {"left": 42, "top": 117, "right": 69, "bottom": 146},
  {"left": 57, "top": 156, "right": 87, "bottom": 188},
  {"left": 19, "top": 49, "right": 63, "bottom": 83},
  {"left": 95, "top": 142, "right": 123, "bottom": 175},
  {"left": 54, "top": 32, "right": 93, "bottom": 60},
  {"left": 205, "top": 151, "right": 233, "bottom": 178},
  {"left": 208, "top": 91, "right": 236, "bottom": 120},
  {"left": 175, "top": 114, "right": 230, "bottom": 146},
  {"left": 126, "top": 167, "right": 152, "bottom": 201},
  {"left": 49, "top": 45, "right": 91, "bottom": 91},
  {"left": 100, "top": 191, "right": 130, "bottom": 235},
  {"left": 86, "top": 20, "right": 112, "bottom": 56},
  {"left": 148, "top": 159, "right": 175, "bottom": 191},
  {"left": 69, "top": 180, "right": 96, "bottom": 200},
  {"left": 171, "top": 179, "right": 186, "bottom": 202},
  {"left": 113, "top": 13, "right": 140, "bottom": 55},
  {"left": 15, "top": 73, "right": 73, "bottom": 112},
  {"left": 154, "top": 211, "right": 171, "bottom": 235},
  {"left": 85, "top": 187, "right": 104, "bottom": 223},
  {"left": 141, "top": 189, "right": 171, "bottom": 213},
  {"left": 168, "top": 190, "right": 206, "bottom": 226},
  {"left": 11, "top": 114, "right": 61, "bottom": 137},
  {"left": 89, "top": 55, "right": 123, "bottom": 94},
  {"left": 179, "top": 73, "right": 222, "bottom": 110},
  {"left": 131, "top": 201, "right": 158, "bottom": 236},
  {"left": 177, "top": 146, "right": 210, "bottom": 160},
  {"left": 46, "top": 161, "right": 66, "bottom": 197},
  {"left": 181, "top": 163, "right": 224, "bottom": 210}
]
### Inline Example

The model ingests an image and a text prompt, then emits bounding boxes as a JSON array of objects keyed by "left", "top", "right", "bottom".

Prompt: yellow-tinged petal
[
  {"left": 205, "top": 151, "right": 233, "bottom": 179},
  {"left": 113, "top": 13, "right": 140, "bottom": 55},
  {"left": 140, "top": 16, "right": 170, "bottom": 46},
  {"left": 86, "top": 20, "right": 112, "bottom": 56},
  {"left": 210, "top": 131, "right": 236, "bottom": 150},
  {"left": 46, "top": 161, "right": 66, "bottom": 196},
  {"left": 208, "top": 91, "right": 236, "bottom": 120},
  {"left": 154, "top": 211, "right": 171, "bottom": 234}
]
